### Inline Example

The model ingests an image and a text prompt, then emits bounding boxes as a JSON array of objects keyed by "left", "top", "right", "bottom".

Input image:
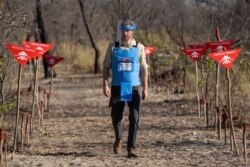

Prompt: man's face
[{"left": 121, "top": 30, "right": 133, "bottom": 42}]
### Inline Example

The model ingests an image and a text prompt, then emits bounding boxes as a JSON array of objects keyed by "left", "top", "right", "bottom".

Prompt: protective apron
[{"left": 112, "top": 46, "right": 140, "bottom": 101}]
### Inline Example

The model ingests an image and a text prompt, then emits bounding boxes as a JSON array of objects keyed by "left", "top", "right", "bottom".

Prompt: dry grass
[{"left": 56, "top": 40, "right": 109, "bottom": 73}]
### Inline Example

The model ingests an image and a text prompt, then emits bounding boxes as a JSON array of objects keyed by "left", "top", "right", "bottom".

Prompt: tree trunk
[
  {"left": 78, "top": 0, "right": 101, "bottom": 74},
  {"left": 36, "top": 0, "right": 50, "bottom": 78}
]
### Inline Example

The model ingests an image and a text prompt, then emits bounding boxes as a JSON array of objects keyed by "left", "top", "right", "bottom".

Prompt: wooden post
[
  {"left": 225, "top": 118, "right": 227, "bottom": 145},
  {"left": 243, "top": 123, "right": 247, "bottom": 162},
  {"left": 0, "top": 129, "right": 7, "bottom": 166},
  {"left": 38, "top": 101, "right": 44, "bottom": 127},
  {"left": 200, "top": 98, "right": 204, "bottom": 118},
  {"left": 21, "top": 113, "right": 24, "bottom": 151},
  {"left": 195, "top": 62, "right": 201, "bottom": 119},
  {"left": 13, "top": 65, "right": 22, "bottom": 154},
  {"left": 215, "top": 63, "right": 220, "bottom": 127},
  {"left": 215, "top": 27, "right": 221, "bottom": 132},
  {"left": 215, "top": 27, "right": 239, "bottom": 155},
  {"left": 222, "top": 110, "right": 228, "bottom": 145},
  {"left": 25, "top": 115, "right": 30, "bottom": 143},
  {"left": 0, "top": 128, "right": 3, "bottom": 163},
  {"left": 20, "top": 112, "right": 29, "bottom": 150},
  {"left": 206, "top": 100, "right": 209, "bottom": 128},
  {"left": 227, "top": 69, "right": 239, "bottom": 155},
  {"left": 44, "top": 89, "right": 48, "bottom": 111},
  {"left": 216, "top": 107, "right": 221, "bottom": 140},
  {"left": 39, "top": 101, "right": 44, "bottom": 125},
  {"left": 30, "top": 59, "right": 39, "bottom": 136},
  {"left": 215, "top": 106, "right": 218, "bottom": 134},
  {"left": 4, "top": 132, "right": 7, "bottom": 167},
  {"left": 48, "top": 67, "right": 54, "bottom": 113},
  {"left": 146, "top": 56, "right": 152, "bottom": 88},
  {"left": 207, "top": 100, "right": 213, "bottom": 127}
]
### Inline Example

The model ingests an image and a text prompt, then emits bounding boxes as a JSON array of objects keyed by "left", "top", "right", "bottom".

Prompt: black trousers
[{"left": 110, "top": 86, "right": 141, "bottom": 150}]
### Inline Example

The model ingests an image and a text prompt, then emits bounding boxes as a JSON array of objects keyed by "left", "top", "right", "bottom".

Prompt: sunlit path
[{"left": 7, "top": 74, "right": 247, "bottom": 167}]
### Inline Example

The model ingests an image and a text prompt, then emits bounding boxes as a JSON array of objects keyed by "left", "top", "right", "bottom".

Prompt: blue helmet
[{"left": 120, "top": 20, "right": 137, "bottom": 31}]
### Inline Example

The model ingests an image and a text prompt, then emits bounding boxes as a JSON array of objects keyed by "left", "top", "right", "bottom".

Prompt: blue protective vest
[{"left": 111, "top": 43, "right": 141, "bottom": 86}]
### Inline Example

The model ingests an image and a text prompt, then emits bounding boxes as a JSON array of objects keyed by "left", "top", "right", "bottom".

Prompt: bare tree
[
  {"left": 36, "top": 0, "right": 52, "bottom": 78},
  {"left": 0, "top": 0, "right": 34, "bottom": 122},
  {"left": 104, "top": 0, "right": 144, "bottom": 40},
  {"left": 78, "top": 0, "right": 101, "bottom": 73},
  {"left": 159, "top": 0, "right": 190, "bottom": 91},
  {"left": 0, "top": 0, "right": 36, "bottom": 153}
]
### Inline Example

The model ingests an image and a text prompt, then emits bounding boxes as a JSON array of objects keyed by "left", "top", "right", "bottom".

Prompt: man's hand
[
  {"left": 142, "top": 89, "right": 148, "bottom": 100},
  {"left": 140, "top": 68, "right": 148, "bottom": 101},
  {"left": 103, "top": 67, "right": 110, "bottom": 97},
  {"left": 103, "top": 85, "right": 111, "bottom": 97}
]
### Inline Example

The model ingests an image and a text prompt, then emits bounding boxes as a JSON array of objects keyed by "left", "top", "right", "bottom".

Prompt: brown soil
[{"left": 4, "top": 72, "right": 249, "bottom": 167}]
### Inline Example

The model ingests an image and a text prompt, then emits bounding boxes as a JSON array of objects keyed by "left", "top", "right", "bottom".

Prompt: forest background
[{"left": 0, "top": 0, "right": 250, "bottom": 127}]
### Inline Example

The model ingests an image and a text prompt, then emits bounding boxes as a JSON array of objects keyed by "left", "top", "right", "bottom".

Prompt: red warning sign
[
  {"left": 208, "top": 49, "right": 241, "bottom": 69},
  {"left": 206, "top": 40, "right": 234, "bottom": 52},
  {"left": 23, "top": 41, "right": 54, "bottom": 58},
  {"left": 145, "top": 46, "right": 156, "bottom": 56},
  {"left": 43, "top": 55, "right": 64, "bottom": 67},
  {"left": 5, "top": 44, "right": 39, "bottom": 66},
  {"left": 182, "top": 47, "right": 207, "bottom": 61}
]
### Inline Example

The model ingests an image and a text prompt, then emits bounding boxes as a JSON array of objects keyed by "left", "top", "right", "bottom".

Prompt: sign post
[
  {"left": 23, "top": 41, "right": 53, "bottom": 136},
  {"left": 189, "top": 44, "right": 208, "bottom": 125},
  {"left": 208, "top": 27, "right": 240, "bottom": 155},
  {"left": 43, "top": 55, "right": 64, "bottom": 114},
  {"left": 144, "top": 46, "right": 156, "bottom": 88},
  {"left": 5, "top": 44, "right": 39, "bottom": 154},
  {"left": 206, "top": 39, "right": 234, "bottom": 112},
  {"left": 182, "top": 47, "right": 207, "bottom": 119},
  {"left": 206, "top": 33, "right": 234, "bottom": 134}
]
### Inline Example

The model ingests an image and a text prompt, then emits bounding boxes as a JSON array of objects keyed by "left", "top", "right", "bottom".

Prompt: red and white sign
[
  {"left": 208, "top": 49, "right": 241, "bottom": 69},
  {"left": 206, "top": 40, "right": 234, "bottom": 53},
  {"left": 5, "top": 44, "right": 39, "bottom": 66},
  {"left": 23, "top": 41, "right": 54, "bottom": 58},
  {"left": 145, "top": 46, "right": 156, "bottom": 56},
  {"left": 43, "top": 55, "right": 64, "bottom": 67},
  {"left": 182, "top": 47, "right": 206, "bottom": 61}
]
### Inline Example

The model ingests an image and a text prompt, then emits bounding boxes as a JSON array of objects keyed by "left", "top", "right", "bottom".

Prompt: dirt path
[{"left": 6, "top": 74, "right": 248, "bottom": 167}]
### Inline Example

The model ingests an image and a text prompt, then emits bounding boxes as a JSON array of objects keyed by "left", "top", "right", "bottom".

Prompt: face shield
[
  {"left": 120, "top": 21, "right": 137, "bottom": 31},
  {"left": 116, "top": 20, "right": 137, "bottom": 42}
]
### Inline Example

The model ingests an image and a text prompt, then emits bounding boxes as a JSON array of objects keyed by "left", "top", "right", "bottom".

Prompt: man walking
[{"left": 103, "top": 19, "right": 148, "bottom": 158}]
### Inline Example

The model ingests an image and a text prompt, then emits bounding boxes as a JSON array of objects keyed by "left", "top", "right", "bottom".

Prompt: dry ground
[{"left": 3, "top": 72, "right": 250, "bottom": 167}]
